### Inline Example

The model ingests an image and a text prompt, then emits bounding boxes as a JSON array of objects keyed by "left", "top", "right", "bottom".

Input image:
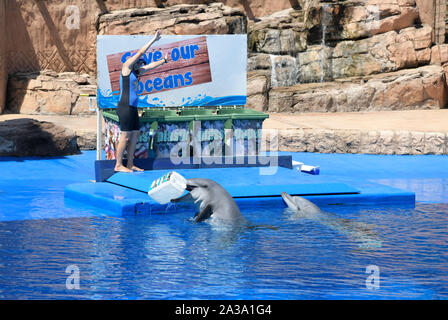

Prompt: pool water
[{"left": 0, "top": 151, "right": 447, "bottom": 299}]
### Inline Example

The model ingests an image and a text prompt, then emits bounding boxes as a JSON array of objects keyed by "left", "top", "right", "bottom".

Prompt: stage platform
[{"left": 64, "top": 156, "right": 415, "bottom": 216}]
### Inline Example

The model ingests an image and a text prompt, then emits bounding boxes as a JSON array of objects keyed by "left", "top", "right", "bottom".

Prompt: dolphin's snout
[
  {"left": 281, "top": 192, "right": 298, "bottom": 210},
  {"left": 281, "top": 192, "right": 292, "bottom": 203}
]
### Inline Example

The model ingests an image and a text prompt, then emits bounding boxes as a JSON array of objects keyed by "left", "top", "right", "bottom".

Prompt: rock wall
[
  {"left": 416, "top": 0, "right": 446, "bottom": 44},
  {"left": 0, "top": 1, "right": 7, "bottom": 114},
  {"left": 100, "top": 0, "right": 295, "bottom": 18},
  {"left": 268, "top": 65, "right": 447, "bottom": 113},
  {"left": 0, "top": 118, "right": 79, "bottom": 156},
  {"left": 275, "top": 128, "right": 448, "bottom": 155},
  {"left": 4, "top": 0, "right": 99, "bottom": 75},
  {"left": 5, "top": 3, "right": 246, "bottom": 115},
  {"left": 97, "top": 3, "right": 246, "bottom": 35},
  {"left": 1, "top": 0, "right": 290, "bottom": 76},
  {"left": 7, "top": 71, "right": 97, "bottom": 115},
  {"left": 246, "top": 0, "right": 448, "bottom": 112},
  {"left": 2, "top": 0, "right": 448, "bottom": 116},
  {"left": 1, "top": 0, "right": 100, "bottom": 114},
  {"left": 2, "top": 0, "right": 289, "bottom": 114}
]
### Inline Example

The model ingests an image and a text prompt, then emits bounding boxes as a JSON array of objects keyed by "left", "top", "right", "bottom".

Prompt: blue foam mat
[
  {"left": 65, "top": 180, "right": 415, "bottom": 216},
  {"left": 65, "top": 182, "right": 151, "bottom": 216},
  {"left": 106, "top": 167, "right": 360, "bottom": 196},
  {"left": 65, "top": 166, "right": 415, "bottom": 216}
]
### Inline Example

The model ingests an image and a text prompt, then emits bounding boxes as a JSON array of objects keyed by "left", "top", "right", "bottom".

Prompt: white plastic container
[
  {"left": 147, "top": 171, "right": 187, "bottom": 204},
  {"left": 300, "top": 164, "right": 320, "bottom": 175},
  {"left": 292, "top": 160, "right": 320, "bottom": 175}
]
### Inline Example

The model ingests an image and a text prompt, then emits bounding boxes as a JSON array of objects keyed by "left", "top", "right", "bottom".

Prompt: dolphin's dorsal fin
[{"left": 194, "top": 204, "right": 213, "bottom": 223}]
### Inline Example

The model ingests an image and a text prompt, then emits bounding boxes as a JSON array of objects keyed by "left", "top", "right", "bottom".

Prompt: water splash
[
  {"left": 165, "top": 202, "right": 177, "bottom": 213},
  {"left": 291, "top": 56, "right": 299, "bottom": 85},
  {"left": 270, "top": 54, "right": 279, "bottom": 88},
  {"left": 320, "top": 3, "right": 331, "bottom": 83},
  {"left": 270, "top": 54, "right": 300, "bottom": 88}
]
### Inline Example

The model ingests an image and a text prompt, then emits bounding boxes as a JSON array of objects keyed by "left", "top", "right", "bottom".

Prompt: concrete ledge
[
  {"left": 263, "top": 110, "right": 448, "bottom": 155},
  {"left": 273, "top": 128, "right": 448, "bottom": 155}
]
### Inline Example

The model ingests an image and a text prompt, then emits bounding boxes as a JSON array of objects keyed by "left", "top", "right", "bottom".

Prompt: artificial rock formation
[
  {"left": 0, "top": 0, "right": 6, "bottom": 114},
  {"left": 5, "top": 3, "right": 244, "bottom": 116},
  {"left": 2, "top": 0, "right": 448, "bottom": 158},
  {"left": 0, "top": 118, "right": 79, "bottom": 156},
  {"left": 7, "top": 70, "right": 96, "bottom": 115},
  {"left": 6, "top": 0, "right": 448, "bottom": 116},
  {"left": 267, "top": 65, "right": 448, "bottom": 113},
  {"left": 273, "top": 128, "right": 448, "bottom": 155},
  {"left": 246, "top": 0, "right": 448, "bottom": 112},
  {"left": 97, "top": 3, "right": 247, "bottom": 35}
]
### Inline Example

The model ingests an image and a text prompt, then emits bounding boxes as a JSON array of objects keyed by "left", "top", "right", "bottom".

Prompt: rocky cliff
[
  {"left": 97, "top": 3, "right": 246, "bottom": 35},
  {"left": 246, "top": 0, "right": 448, "bottom": 113},
  {"left": 3, "top": 0, "right": 448, "bottom": 116},
  {"left": 0, "top": 1, "right": 7, "bottom": 114},
  {"left": 7, "top": 71, "right": 96, "bottom": 115}
]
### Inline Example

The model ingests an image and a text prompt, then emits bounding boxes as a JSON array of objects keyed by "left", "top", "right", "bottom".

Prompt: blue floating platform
[
  {"left": 64, "top": 156, "right": 415, "bottom": 216},
  {"left": 107, "top": 169, "right": 359, "bottom": 197},
  {"left": 94, "top": 155, "right": 294, "bottom": 182}
]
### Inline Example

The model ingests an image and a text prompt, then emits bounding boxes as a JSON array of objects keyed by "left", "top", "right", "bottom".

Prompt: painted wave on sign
[{"left": 97, "top": 89, "right": 246, "bottom": 108}]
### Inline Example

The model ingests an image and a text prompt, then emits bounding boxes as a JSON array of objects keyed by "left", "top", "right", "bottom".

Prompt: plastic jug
[{"left": 147, "top": 171, "right": 187, "bottom": 204}]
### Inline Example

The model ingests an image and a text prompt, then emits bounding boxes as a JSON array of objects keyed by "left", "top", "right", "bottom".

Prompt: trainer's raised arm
[
  {"left": 122, "top": 30, "right": 161, "bottom": 73},
  {"left": 139, "top": 52, "right": 169, "bottom": 75}
]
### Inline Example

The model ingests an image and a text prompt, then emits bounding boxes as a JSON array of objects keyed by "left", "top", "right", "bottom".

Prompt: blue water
[{"left": 0, "top": 151, "right": 448, "bottom": 299}]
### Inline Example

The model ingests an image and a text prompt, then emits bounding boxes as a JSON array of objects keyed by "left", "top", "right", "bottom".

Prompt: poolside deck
[{"left": 265, "top": 110, "right": 448, "bottom": 155}]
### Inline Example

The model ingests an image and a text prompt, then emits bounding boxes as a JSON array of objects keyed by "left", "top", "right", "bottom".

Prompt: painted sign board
[{"left": 97, "top": 34, "right": 247, "bottom": 108}]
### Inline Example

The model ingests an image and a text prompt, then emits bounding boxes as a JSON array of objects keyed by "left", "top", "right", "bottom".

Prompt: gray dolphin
[
  {"left": 281, "top": 192, "right": 382, "bottom": 249},
  {"left": 171, "top": 178, "right": 245, "bottom": 224}
]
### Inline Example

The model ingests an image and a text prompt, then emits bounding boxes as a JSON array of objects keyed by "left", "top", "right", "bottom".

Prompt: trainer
[{"left": 115, "top": 30, "right": 168, "bottom": 172}]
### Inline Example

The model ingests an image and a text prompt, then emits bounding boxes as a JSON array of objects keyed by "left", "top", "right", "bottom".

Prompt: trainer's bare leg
[
  {"left": 126, "top": 130, "right": 144, "bottom": 171},
  {"left": 115, "top": 131, "right": 133, "bottom": 172}
]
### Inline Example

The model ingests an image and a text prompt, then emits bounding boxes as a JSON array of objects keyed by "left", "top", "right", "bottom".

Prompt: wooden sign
[
  {"left": 97, "top": 34, "right": 247, "bottom": 108},
  {"left": 106, "top": 36, "right": 212, "bottom": 96}
]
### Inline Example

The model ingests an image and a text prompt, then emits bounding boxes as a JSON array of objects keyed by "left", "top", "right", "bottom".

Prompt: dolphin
[
  {"left": 171, "top": 178, "right": 246, "bottom": 224},
  {"left": 281, "top": 192, "right": 382, "bottom": 249}
]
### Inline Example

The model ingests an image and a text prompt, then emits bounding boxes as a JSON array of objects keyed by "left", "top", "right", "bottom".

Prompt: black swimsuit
[{"left": 116, "top": 72, "right": 140, "bottom": 131}]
